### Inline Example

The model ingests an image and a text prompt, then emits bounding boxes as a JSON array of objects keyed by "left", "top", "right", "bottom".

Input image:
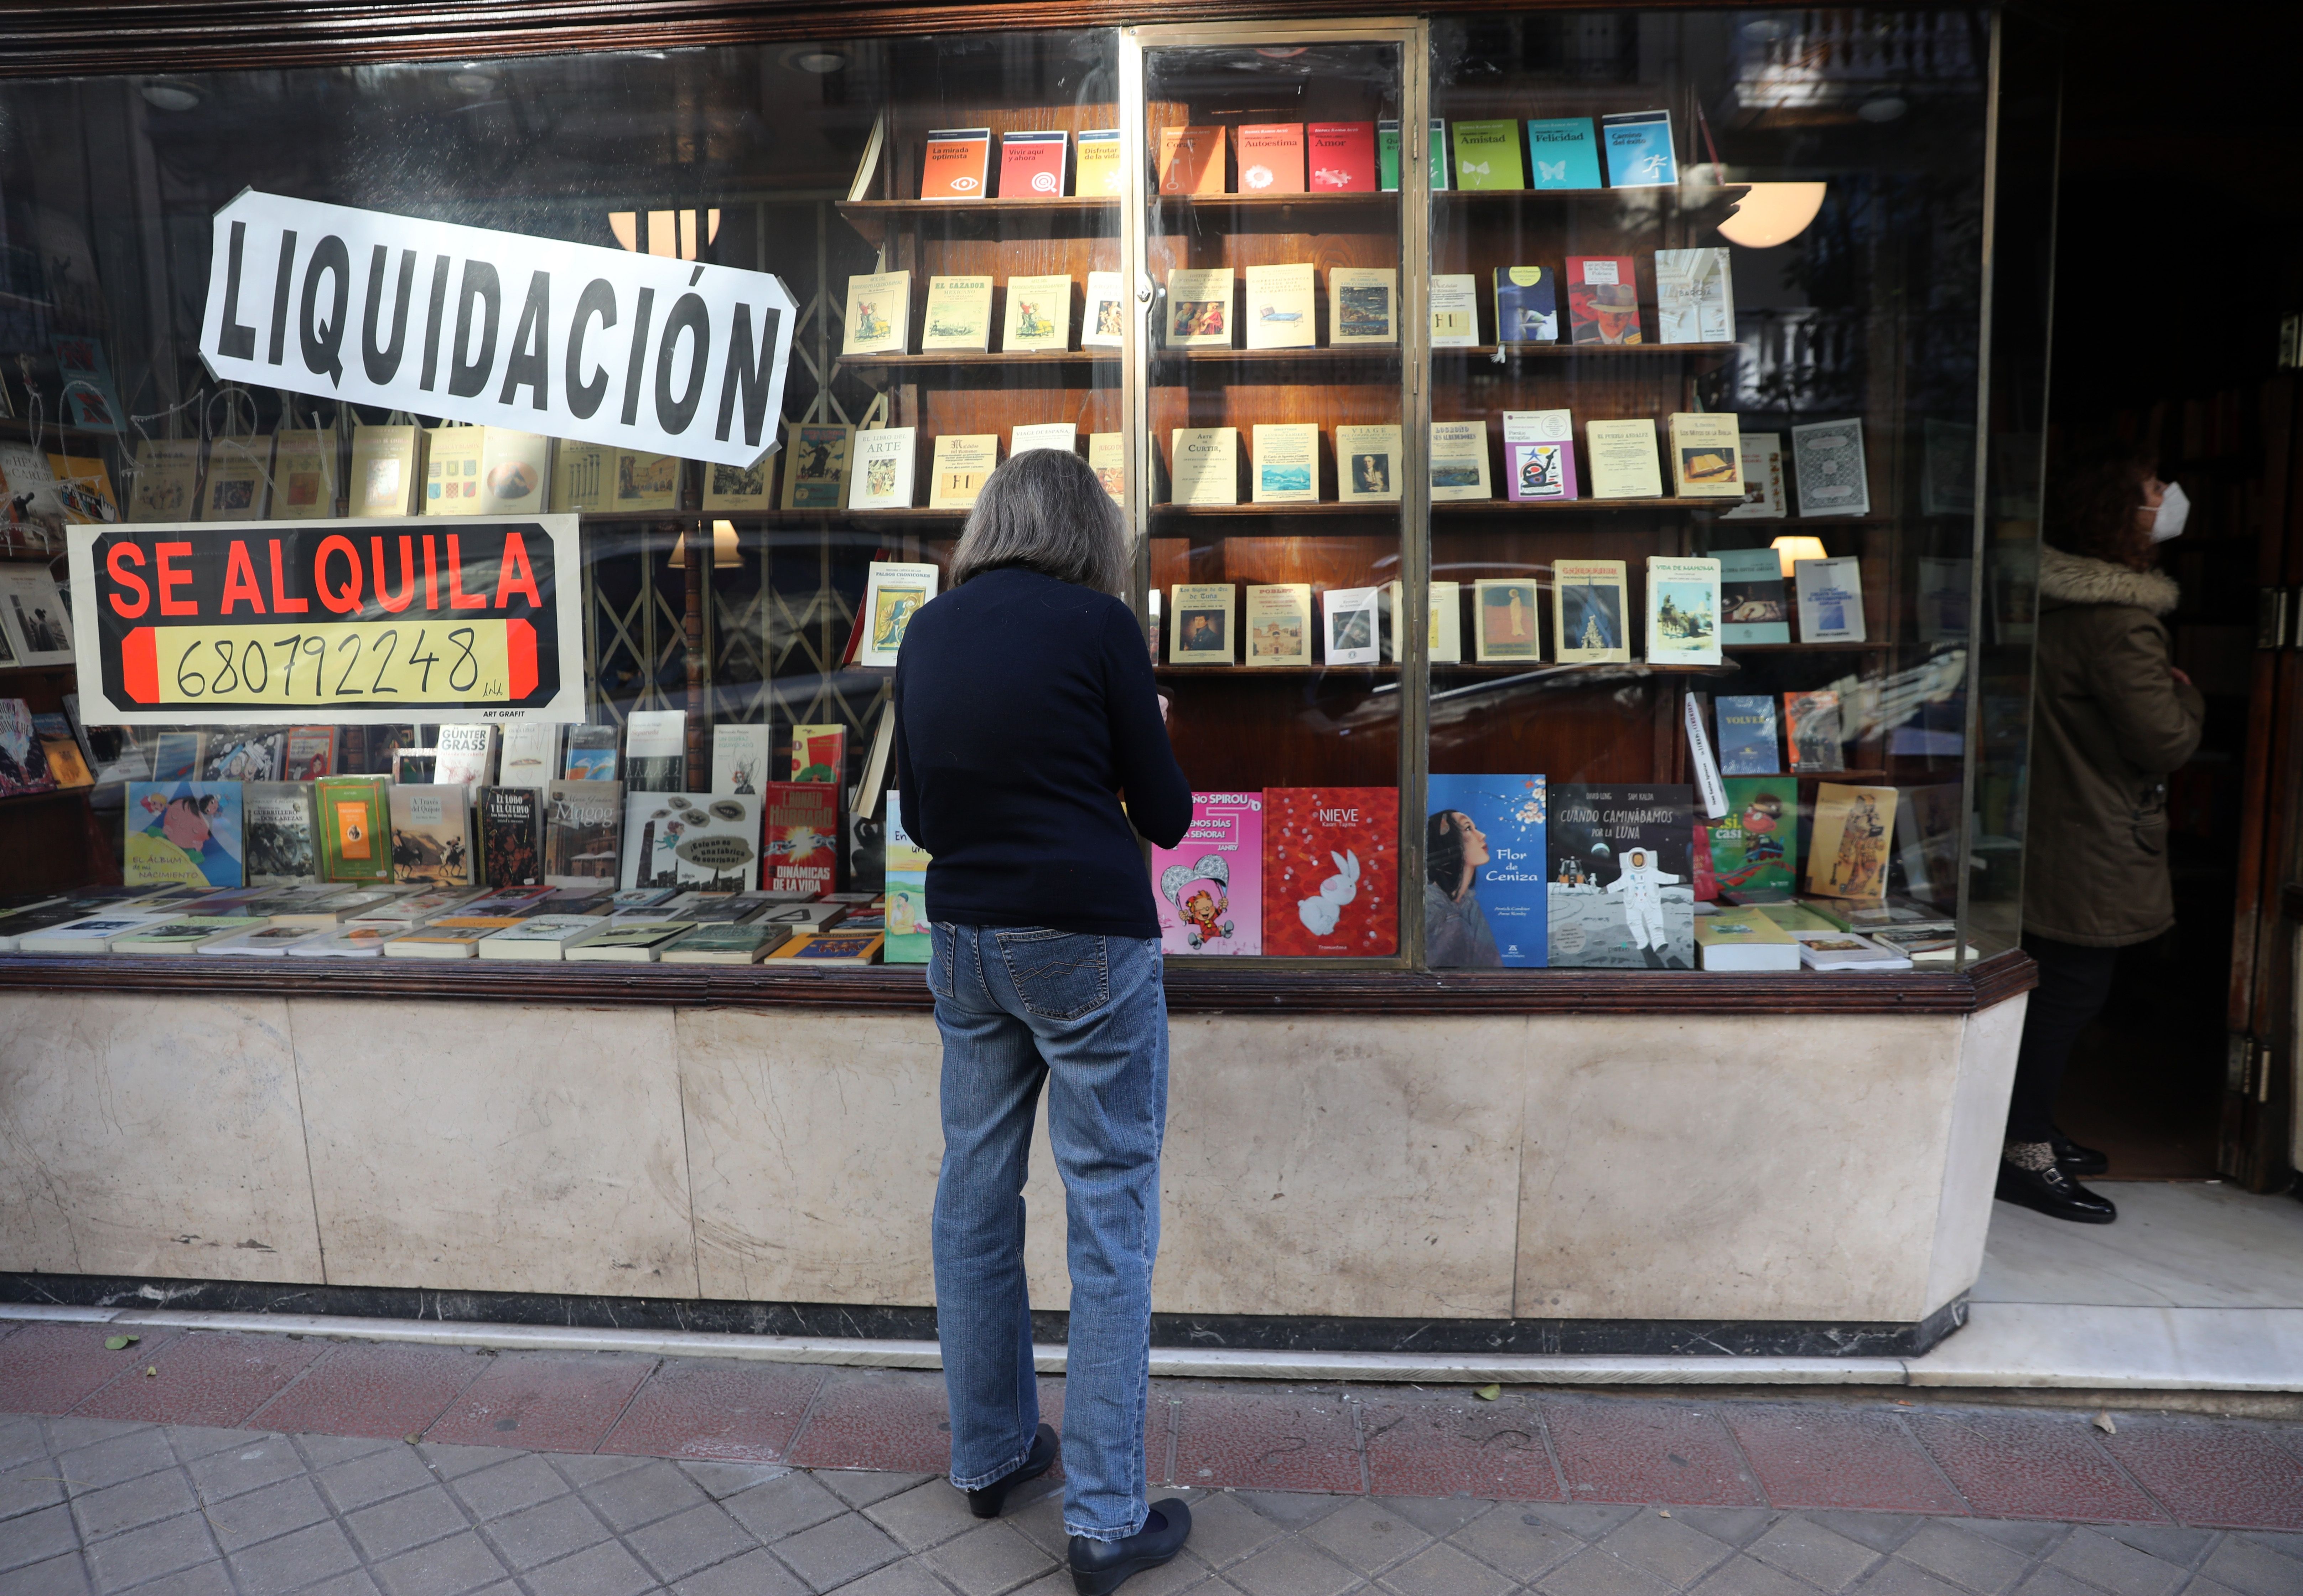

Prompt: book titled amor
[
  {"left": 1152, "top": 792, "right": 1263, "bottom": 955},
  {"left": 1261, "top": 787, "right": 1398, "bottom": 957}
]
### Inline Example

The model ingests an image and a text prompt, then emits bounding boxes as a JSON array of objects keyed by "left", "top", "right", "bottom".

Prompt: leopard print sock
[{"left": 2002, "top": 1139, "right": 2056, "bottom": 1172}]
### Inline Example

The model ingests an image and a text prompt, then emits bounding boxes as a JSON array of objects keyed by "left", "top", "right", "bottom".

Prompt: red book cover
[
  {"left": 1233, "top": 123, "right": 1306, "bottom": 195},
  {"left": 764, "top": 781, "right": 841, "bottom": 897},
  {"left": 919, "top": 128, "right": 992, "bottom": 200},
  {"left": 1158, "top": 126, "right": 1226, "bottom": 195},
  {"left": 997, "top": 130, "right": 1069, "bottom": 198},
  {"left": 1565, "top": 255, "right": 1644, "bottom": 345},
  {"left": 1261, "top": 787, "right": 1399, "bottom": 956},
  {"left": 1306, "top": 122, "right": 1378, "bottom": 192}
]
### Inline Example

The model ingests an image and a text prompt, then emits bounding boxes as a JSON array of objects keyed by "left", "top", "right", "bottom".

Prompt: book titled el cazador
[
  {"left": 1244, "top": 584, "right": 1313, "bottom": 668},
  {"left": 927, "top": 434, "right": 998, "bottom": 511},
  {"left": 1166, "top": 268, "right": 1234, "bottom": 348},
  {"left": 1645, "top": 555, "right": 1722, "bottom": 666},
  {"left": 1169, "top": 583, "right": 1235, "bottom": 665},
  {"left": 1001, "top": 274, "right": 1072, "bottom": 352},
  {"left": 1242, "top": 263, "right": 1316, "bottom": 351},
  {"left": 1168, "top": 427, "right": 1239, "bottom": 507},
  {"left": 919, "top": 275, "right": 995, "bottom": 351},
  {"left": 842, "top": 270, "right": 911, "bottom": 356},
  {"left": 1250, "top": 424, "right": 1318, "bottom": 504},
  {"left": 1335, "top": 425, "right": 1402, "bottom": 503}
]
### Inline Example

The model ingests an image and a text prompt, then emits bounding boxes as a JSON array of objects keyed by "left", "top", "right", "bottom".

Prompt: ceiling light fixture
[
  {"left": 1770, "top": 535, "right": 1830, "bottom": 580},
  {"left": 1717, "top": 182, "right": 1828, "bottom": 248},
  {"left": 139, "top": 79, "right": 202, "bottom": 112},
  {"left": 782, "top": 46, "right": 848, "bottom": 74}
]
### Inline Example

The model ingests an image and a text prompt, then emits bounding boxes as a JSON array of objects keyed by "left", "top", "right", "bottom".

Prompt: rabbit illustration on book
[{"left": 1296, "top": 849, "right": 1361, "bottom": 936}]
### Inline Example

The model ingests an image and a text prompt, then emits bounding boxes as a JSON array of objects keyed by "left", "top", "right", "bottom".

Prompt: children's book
[
  {"left": 1806, "top": 782, "right": 1898, "bottom": 905},
  {"left": 1262, "top": 787, "right": 1399, "bottom": 957},
  {"left": 1425, "top": 775, "right": 1548, "bottom": 967},
  {"left": 1153, "top": 793, "right": 1263, "bottom": 955},
  {"left": 882, "top": 791, "right": 930, "bottom": 965},
  {"left": 1704, "top": 776, "right": 1800, "bottom": 898},
  {"left": 124, "top": 781, "right": 245, "bottom": 888},
  {"left": 1546, "top": 784, "right": 1696, "bottom": 969}
]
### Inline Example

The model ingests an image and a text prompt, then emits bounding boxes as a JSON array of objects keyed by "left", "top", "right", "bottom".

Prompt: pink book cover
[
  {"left": 1262, "top": 786, "right": 1399, "bottom": 957},
  {"left": 1153, "top": 793, "right": 1263, "bottom": 955}
]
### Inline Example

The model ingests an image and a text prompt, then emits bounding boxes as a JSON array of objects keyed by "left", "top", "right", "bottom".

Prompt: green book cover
[
  {"left": 313, "top": 777, "right": 392, "bottom": 883},
  {"left": 1451, "top": 119, "right": 1525, "bottom": 190},
  {"left": 1705, "top": 777, "right": 1800, "bottom": 896},
  {"left": 1377, "top": 120, "right": 1448, "bottom": 193}
]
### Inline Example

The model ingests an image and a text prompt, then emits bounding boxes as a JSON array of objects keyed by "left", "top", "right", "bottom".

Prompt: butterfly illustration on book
[{"left": 1537, "top": 160, "right": 1568, "bottom": 182}]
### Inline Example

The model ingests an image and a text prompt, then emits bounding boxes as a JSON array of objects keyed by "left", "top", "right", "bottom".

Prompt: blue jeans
[{"left": 929, "top": 922, "right": 1167, "bottom": 1542}]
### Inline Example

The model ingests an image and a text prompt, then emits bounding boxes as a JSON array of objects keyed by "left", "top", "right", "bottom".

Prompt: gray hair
[{"left": 948, "top": 447, "right": 1131, "bottom": 596}]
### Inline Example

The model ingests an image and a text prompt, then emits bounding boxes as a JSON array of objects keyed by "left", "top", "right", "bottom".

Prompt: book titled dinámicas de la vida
[
  {"left": 1547, "top": 785, "right": 1696, "bottom": 969},
  {"left": 1426, "top": 775, "right": 1547, "bottom": 967}
]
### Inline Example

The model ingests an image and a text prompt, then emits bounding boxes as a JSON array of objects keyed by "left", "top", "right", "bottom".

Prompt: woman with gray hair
[{"left": 892, "top": 446, "right": 1195, "bottom": 1595}]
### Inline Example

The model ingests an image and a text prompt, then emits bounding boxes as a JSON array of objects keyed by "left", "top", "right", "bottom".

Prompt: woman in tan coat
[{"left": 2001, "top": 444, "right": 2205, "bottom": 1223}]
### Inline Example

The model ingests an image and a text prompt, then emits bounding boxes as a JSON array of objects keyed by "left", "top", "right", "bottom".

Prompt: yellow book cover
[
  {"left": 1243, "top": 583, "right": 1312, "bottom": 667},
  {"left": 1168, "top": 583, "right": 1235, "bottom": 665},
  {"left": 779, "top": 424, "right": 854, "bottom": 509},
  {"left": 1585, "top": 418, "right": 1665, "bottom": 499},
  {"left": 1428, "top": 579, "right": 1463, "bottom": 663},
  {"left": 1667, "top": 412, "right": 1744, "bottom": 498},
  {"left": 1806, "top": 782, "right": 1898, "bottom": 904},
  {"left": 270, "top": 430, "right": 338, "bottom": 518},
  {"left": 552, "top": 440, "right": 614, "bottom": 513},
  {"left": 127, "top": 439, "right": 199, "bottom": 522},
  {"left": 843, "top": 270, "right": 911, "bottom": 356},
  {"left": 422, "top": 426, "right": 486, "bottom": 514},
  {"left": 47, "top": 453, "right": 119, "bottom": 524},
  {"left": 1241, "top": 263, "right": 1315, "bottom": 350},
  {"left": 1250, "top": 423, "right": 1319, "bottom": 504},
  {"left": 1087, "top": 432, "right": 1123, "bottom": 503},
  {"left": 349, "top": 425, "right": 420, "bottom": 517},
  {"left": 919, "top": 275, "right": 995, "bottom": 352},
  {"left": 927, "top": 434, "right": 998, "bottom": 510},
  {"left": 1168, "top": 428, "right": 1239, "bottom": 506},
  {"left": 1001, "top": 274, "right": 1072, "bottom": 352},
  {"left": 1075, "top": 128, "right": 1123, "bottom": 195}
]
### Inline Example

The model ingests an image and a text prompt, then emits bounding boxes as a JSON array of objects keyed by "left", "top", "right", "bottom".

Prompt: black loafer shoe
[
  {"left": 1070, "top": 1499, "right": 1192, "bottom": 1596},
  {"left": 1996, "top": 1160, "right": 2117, "bottom": 1224},
  {"left": 2052, "top": 1131, "right": 2110, "bottom": 1178},
  {"left": 967, "top": 1424, "right": 1059, "bottom": 1519}
]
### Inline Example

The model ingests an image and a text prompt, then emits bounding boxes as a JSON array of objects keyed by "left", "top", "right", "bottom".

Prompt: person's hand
[
  {"left": 2170, "top": 666, "right": 2194, "bottom": 688},
  {"left": 1156, "top": 693, "right": 1172, "bottom": 725}
]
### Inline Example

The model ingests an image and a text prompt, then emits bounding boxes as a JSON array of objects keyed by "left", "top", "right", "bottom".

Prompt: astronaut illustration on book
[{"left": 1606, "top": 845, "right": 1684, "bottom": 967}]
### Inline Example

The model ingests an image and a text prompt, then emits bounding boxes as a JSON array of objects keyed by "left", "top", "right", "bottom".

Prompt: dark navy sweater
[{"left": 892, "top": 566, "right": 1192, "bottom": 938}]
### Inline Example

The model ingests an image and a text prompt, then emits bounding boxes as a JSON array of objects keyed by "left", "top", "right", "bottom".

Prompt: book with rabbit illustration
[
  {"left": 1151, "top": 792, "right": 1262, "bottom": 956},
  {"left": 1261, "top": 787, "right": 1398, "bottom": 957}
]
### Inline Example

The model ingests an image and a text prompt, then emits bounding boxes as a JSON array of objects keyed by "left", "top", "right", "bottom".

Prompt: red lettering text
[
  {"left": 220, "top": 541, "right": 266, "bottom": 615},
  {"left": 268, "top": 540, "right": 310, "bottom": 613},
  {"left": 106, "top": 543, "right": 149, "bottom": 618},
  {"left": 315, "top": 535, "right": 363, "bottom": 614},
  {"left": 371, "top": 536, "right": 415, "bottom": 613},
  {"left": 155, "top": 543, "right": 197, "bottom": 617},
  {"left": 493, "top": 531, "right": 544, "bottom": 610},
  {"left": 445, "top": 537, "right": 488, "bottom": 610}
]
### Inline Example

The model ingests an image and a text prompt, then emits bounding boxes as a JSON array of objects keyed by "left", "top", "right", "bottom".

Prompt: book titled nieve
[
  {"left": 1153, "top": 793, "right": 1264, "bottom": 955},
  {"left": 764, "top": 782, "right": 840, "bottom": 898},
  {"left": 1234, "top": 123, "right": 1305, "bottom": 193},
  {"left": 1717, "top": 549, "right": 1791, "bottom": 645},
  {"left": 1524, "top": 117, "right": 1602, "bottom": 188},
  {"left": 1306, "top": 122, "right": 1376, "bottom": 191},
  {"left": 997, "top": 129, "right": 1069, "bottom": 198},
  {"left": 1426, "top": 774, "right": 1549, "bottom": 967},
  {"left": 1713, "top": 695, "right": 1783, "bottom": 774},
  {"left": 1262, "top": 787, "right": 1399, "bottom": 958},
  {"left": 919, "top": 127, "right": 992, "bottom": 199}
]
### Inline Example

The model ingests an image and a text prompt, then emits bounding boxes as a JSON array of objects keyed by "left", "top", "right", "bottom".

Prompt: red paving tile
[
  {"left": 598, "top": 1360, "right": 825, "bottom": 1463},
  {"left": 1167, "top": 1387, "right": 1363, "bottom": 1494},
  {"left": 1036, "top": 1375, "right": 1171, "bottom": 1485},
  {"left": 1361, "top": 1395, "right": 1565, "bottom": 1501},
  {"left": 1719, "top": 1403, "right": 1965, "bottom": 1514},
  {"left": 1537, "top": 1394, "right": 1761, "bottom": 1507},
  {"left": 247, "top": 1341, "right": 492, "bottom": 1441},
  {"left": 787, "top": 1368, "right": 951, "bottom": 1473},
  {"left": 1905, "top": 1408, "right": 2169, "bottom": 1523},
  {"left": 76, "top": 1330, "right": 327, "bottom": 1427},
  {"left": 0, "top": 1322, "right": 177, "bottom": 1415},
  {"left": 422, "top": 1351, "right": 656, "bottom": 1453},
  {"left": 2098, "top": 1415, "right": 2303, "bottom": 1529}
]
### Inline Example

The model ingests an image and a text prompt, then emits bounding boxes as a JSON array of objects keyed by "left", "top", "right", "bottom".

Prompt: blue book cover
[
  {"left": 1492, "top": 266, "right": 1559, "bottom": 344},
  {"left": 124, "top": 780, "right": 246, "bottom": 888},
  {"left": 1714, "top": 695, "right": 1781, "bottom": 775},
  {"left": 1717, "top": 547, "right": 1792, "bottom": 644},
  {"left": 1425, "top": 775, "right": 1547, "bottom": 967},
  {"left": 1601, "top": 110, "right": 1677, "bottom": 188},
  {"left": 1524, "top": 118, "right": 1603, "bottom": 190}
]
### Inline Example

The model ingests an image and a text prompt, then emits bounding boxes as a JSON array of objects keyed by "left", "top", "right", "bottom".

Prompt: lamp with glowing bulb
[
  {"left": 669, "top": 520, "right": 742, "bottom": 570},
  {"left": 1769, "top": 534, "right": 1830, "bottom": 579},
  {"left": 1717, "top": 182, "right": 1828, "bottom": 249}
]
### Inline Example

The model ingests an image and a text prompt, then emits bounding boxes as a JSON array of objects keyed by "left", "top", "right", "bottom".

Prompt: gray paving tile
[
  {"left": 818, "top": 1472, "right": 932, "bottom": 1509},
  {"left": 1744, "top": 1517, "right": 1882, "bottom": 1594},
  {"left": 2195, "top": 1538, "right": 2303, "bottom": 1596},
  {"left": 1848, "top": 1563, "right": 1968, "bottom": 1596},
  {"left": 227, "top": 1518, "right": 364, "bottom": 1596},
  {"left": 1005, "top": 1486, "right": 1073, "bottom": 1560},
  {"left": 548, "top": 1453, "right": 652, "bottom": 1488},
  {"left": 116, "top": 1562, "right": 235, "bottom": 1596},
  {"left": 0, "top": 1553, "right": 94, "bottom": 1596},
  {"left": 2098, "top": 1527, "right": 2214, "bottom": 1567},
  {"left": 445, "top": 1455, "right": 570, "bottom": 1523},
  {"left": 1688, "top": 1555, "right": 1820, "bottom": 1596},
  {"left": 2006, "top": 1571, "right": 2100, "bottom": 1596},
  {"left": 42, "top": 1421, "right": 152, "bottom": 1460},
  {"left": 522, "top": 1538, "right": 657, "bottom": 1596},
  {"left": 0, "top": 1507, "right": 81, "bottom": 1574},
  {"left": 53, "top": 1431, "right": 177, "bottom": 1494},
  {"left": 772, "top": 1509, "right": 906, "bottom": 1592},
  {"left": 1374, "top": 1496, "right": 1490, "bottom": 1539},
  {"left": 1380, "top": 1540, "right": 1514, "bottom": 1596},
  {"left": 69, "top": 1467, "right": 198, "bottom": 1545},
  {"left": 1894, "top": 1523, "right": 2032, "bottom": 1596},
  {"left": 1667, "top": 1511, "right": 1778, "bottom": 1552},
  {"left": 2233, "top": 1530, "right": 2302, "bottom": 1562},
  {"left": 2047, "top": 1527, "right": 2187, "bottom": 1596},
  {"left": 1808, "top": 1513, "right": 1928, "bottom": 1557},
  {"left": 864, "top": 1477, "right": 984, "bottom": 1552},
  {"left": 1237, "top": 1492, "right": 1348, "bottom": 1530},
  {"left": 478, "top": 1493, "right": 610, "bottom": 1571},
  {"left": 1304, "top": 1498, "right": 1432, "bottom": 1575},
  {"left": 344, "top": 1484, "right": 470, "bottom": 1563},
  {"left": 294, "top": 1434, "right": 404, "bottom": 1470},
  {"left": 627, "top": 1502, "right": 758, "bottom": 1583},
  {"left": 679, "top": 1461, "right": 793, "bottom": 1502},
  {"left": 1960, "top": 1522, "right": 2067, "bottom": 1558},
  {"left": 316, "top": 1445, "right": 439, "bottom": 1514},
  {"left": 412, "top": 1445, "right": 525, "bottom": 1482},
  {"left": 1598, "top": 1510, "right": 1740, "bottom": 1587},
  {"left": 182, "top": 1435, "right": 306, "bottom": 1502},
  {"left": 723, "top": 1471, "right": 850, "bottom": 1542},
  {"left": 581, "top": 1458, "right": 711, "bottom": 1533},
  {"left": 2175, "top": 1582, "right": 2240, "bottom": 1596},
  {"left": 204, "top": 1474, "right": 334, "bottom": 1554},
  {"left": 672, "top": 1546, "right": 809, "bottom": 1596},
  {"left": 1447, "top": 1507, "right": 1585, "bottom": 1582},
  {"left": 826, "top": 1557, "right": 966, "bottom": 1596},
  {"left": 291, "top": 1574, "right": 384, "bottom": 1596},
  {"left": 166, "top": 1426, "right": 270, "bottom": 1464},
  {"left": 0, "top": 1418, "right": 48, "bottom": 1472},
  {"left": 1531, "top": 1546, "right": 1677, "bottom": 1596},
  {"left": 82, "top": 1512, "right": 216, "bottom": 1594},
  {"left": 367, "top": 1529, "right": 513, "bottom": 1596},
  {"left": 1222, "top": 1537, "right": 1359, "bottom": 1596},
  {"left": 923, "top": 1519, "right": 1060, "bottom": 1596},
  {"left": 1529, "top": 1504, "right": 1646, "bottom": 1541},
  {"left": 1173, "top": 1495, "right": 1283, "bottom": 1571}
]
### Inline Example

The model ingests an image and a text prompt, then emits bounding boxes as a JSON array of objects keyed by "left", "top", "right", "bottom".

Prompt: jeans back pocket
[
  {"left": 994, "top": 928, "right": 1111, "bottom": 1021},
  {"left": 928, "top": 923, "right": 959, "bottom": 1000}
]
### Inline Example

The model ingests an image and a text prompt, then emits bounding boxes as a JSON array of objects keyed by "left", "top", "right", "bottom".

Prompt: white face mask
[{"left": 2149, "top": 482, "right": 2190, "bottom": 543}]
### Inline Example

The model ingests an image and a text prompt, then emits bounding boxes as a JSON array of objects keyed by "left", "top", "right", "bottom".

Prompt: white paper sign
[{"left": 199, "top": 191, "right": 799, "bottom": 468}]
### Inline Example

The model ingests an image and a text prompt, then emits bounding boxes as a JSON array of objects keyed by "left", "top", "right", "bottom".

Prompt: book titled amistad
[
  {"left": 1151, "top": 793, "right": 1262, "bottom": 955},
  {"left": 1262, "top": 787, "right": 1398, "bottom": 957},
  {"left": 1547, "top": 784, "right": 1696, "bottom": 969}
]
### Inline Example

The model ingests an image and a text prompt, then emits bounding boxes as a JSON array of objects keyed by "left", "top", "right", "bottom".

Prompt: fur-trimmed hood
[{"left": 2037, "top": 544, "right": 2179, "bottom": 616}]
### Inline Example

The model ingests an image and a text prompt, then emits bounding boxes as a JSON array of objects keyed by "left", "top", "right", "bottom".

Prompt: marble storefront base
[{"left": 0, "top": 991, "right": 2026, "bottom": 1337}]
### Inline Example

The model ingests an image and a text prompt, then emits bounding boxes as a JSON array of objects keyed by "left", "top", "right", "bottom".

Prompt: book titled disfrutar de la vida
[{"left": 1262, "top": 787, "right": 1399, "bottom": 957}]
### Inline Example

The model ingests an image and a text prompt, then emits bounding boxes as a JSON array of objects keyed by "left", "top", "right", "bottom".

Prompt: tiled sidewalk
[{"left": 6, "top": 1322, "right": 2303, "bottom": 1596}]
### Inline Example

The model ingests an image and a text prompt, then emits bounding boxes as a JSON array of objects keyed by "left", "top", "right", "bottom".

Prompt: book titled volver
[
  {"left": 1152, "top": 792, "right": 1262, "bottom": 955},
  {"left": 764, "top": 781, "right": 840, "bottom": 898},
  {"left": 1261, "top": 787, "right": 1398, "bottom": 958},
  {"left": 1425, "top": 775, "right": 1548, "bottom": 967},
  {"left": 479, "top": 786, "right": 544, "bottom": 887},
  {"left": 1546, "top": 784, "right": 1697, "bottom": 969}
]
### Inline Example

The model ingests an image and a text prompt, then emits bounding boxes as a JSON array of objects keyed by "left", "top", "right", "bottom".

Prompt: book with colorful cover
[
  {"left": 882, "top": 790, "right": 930, "bottom": 965},
  {"left": 621, "top": 792, "right": 761, "bottom": 891},
  {"left": 765, "top": 781, "right": 839, "bottom": 898},
  {"left": 389, "top": 783, "right": 474, "bottom": 887},
  {"left": 1473, "top": 578, "right": 1541, "bottom": 663},
  {"left": 1552, "top": 559, "right": 1629, "bottom": 663},
  {"left": 479, "top": 786, "right": 544, "bottom": 887},
  {"left": 1502, "top": 410, "right": 1577, "bottom": 501},
  {"left": 841, "top": 272, "right": 910, "bottom": 357},
  {"left": 563, "top": 725, "right": 618, "bottom": 782},
  {"left": 1153, "top": 792, "right": 1263, "bottom": 955},
  {"left": 781, "top": 421, "right": 857, "bottom": 507},
  {"left": 1524, "top": 117, "right": 1602, "bottom": 188},
  {"left": 0, "top": 699, "right": 54, "bottom": 796},
  {"left": 1492, "top": 266, "right": 1559, "bottom": 344},
  {"left": 1546, "top": 784, "right": 1696, "bottom": 969},
  {"left": 1376, "top": 119, "right": 1449, "bottom": 191},
  {"left": 1425, "top": 775, "right": 1547, "bottom": 967},
  {"left": 1704, "top": 777, "right": 1799, "bottom": 898},
  {"left": 768, "top": 931, "right": 883, "bottom": 963},
  {"left": 1261, "top": 787, "right": 1398, "bottom": 957},
  {"left": 1695, "top": 905, "right": 1801, "bottom": 971},
  {"left": 1306, "top": 122, "right": 1376, "bottom": 191},
  {"left": 124, "top": 781, "right": 245, "bottom": 888},
  {"left": 788, "top": 724, "right": 846, "bottom": 784},
  {"left": 1567, "top": 256, "right": 1643, "bottom": 344},
  {"left": 1806, "top": 782, "right": 1897, "bottom": 905},
  {"left": 1075, "top": 128, "right": 1122, "bottom": 195},
  {"left": 1714, "top": 695, "right": 1781, "bottom": 774},
  {"left": 997, "top": 129, "right": 1069, "bottom": 198},
  {"left": 1717, "top": 547, "right": 1791, "bottom": 644},
  {"left": 1156, "top": 125, "right": 1225, "bottom": 195},
  {"left": 1234, "top": 123, "right": 1306, "bottom": 194},
  {"left": 313, "top": 776, "right": 391, "bottom": 882},
  {"left": 1001, "top": 274, "right": 1072, "bottom": 352},
  {"left": 1328, "top": 268, "right": 1396, "bottom": 345},
  {"left": 1668, "top": 413, "right": 1743, "bottom": 498},
  {"left": 282, "top": 725, "right": 336, "bottom": 782},
  {"left": 920, "top": 127, "right": 992, "bottom": 199}
]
